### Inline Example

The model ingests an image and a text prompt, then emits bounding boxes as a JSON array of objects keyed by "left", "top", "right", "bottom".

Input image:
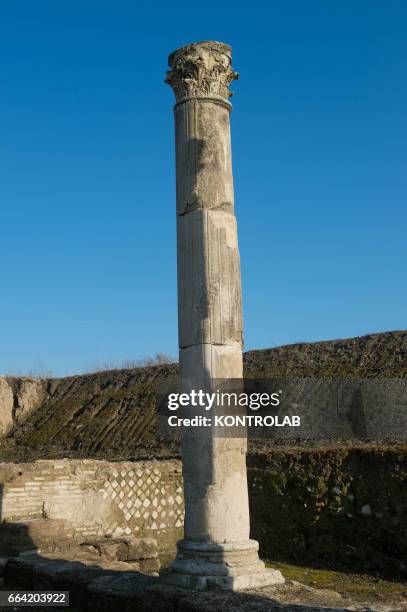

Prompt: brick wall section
[{"left": 0, "top": 459, "right": 184, "bottom": 550}]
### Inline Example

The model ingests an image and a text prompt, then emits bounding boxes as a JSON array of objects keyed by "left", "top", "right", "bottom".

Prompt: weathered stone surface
[
  {"left": 179, "top": 343, "right": 243, "bottom": 381},
  {"left": 4, "top": 555, "right": 405, "bottom": 611},
  {"left": 166, "top": 41, "right": 238, "bottom": 103},
  {"left": 87, "top": 572, "right": 157, "bottom": 611},
  {"left": 4, "top": 554, "right": 139, "bottom": 607},
  {"left": 137, "top": 581, "right": 386, "bottom": 611},
  {"left": 0, "top": 377, "right": 14, "bottom": 436},
  {"left": 15, "top": 378, "right": 47, "bottom": 423},
  {"left": 247, "top": 448, "right": 407, "bottom": 576},
  {"left": 160, "top": 566, "right": 285, "bottom": 591},
  {"left": 81, "top": 540, "right": 129, "bottom": 562},
  {"left": 174, "top": 101, "right": 235, "bottom": 216},
  {"left": 126, "top": 537, "right": 158, "bottom": 560},
  {"left": 0, "top": 519, "right": 73, "bottom": 556},
  {"left": 0, "top": 459, "right": 183, "bottom": 555},
  {"left": 134, "top": 557, "right": 161, "bottom": 573},
  {"left": 168, "top": 40, "right": 250, "bottom": 549},
  {"left": 177, "top": 210, "right": 243, "bottom": 348},
  {"left": 1, "top": 452, "right": 405, "bottom": 577},
  {"left": 166, "top": 41, "right": 283, "bottom": 590},
  {"left": 0, "top": 377, "right": 46, "bottom": 436},
  {"left": 179, "top": 437, "right": 250, "bottom": 543},
  {"left": 74, "top": 539, "right": 161, "bottom": 582}
]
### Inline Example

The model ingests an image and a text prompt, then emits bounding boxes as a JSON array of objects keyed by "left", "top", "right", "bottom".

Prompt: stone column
[{"left": 162, "top": 41, "right": 284, "bottom": 591}]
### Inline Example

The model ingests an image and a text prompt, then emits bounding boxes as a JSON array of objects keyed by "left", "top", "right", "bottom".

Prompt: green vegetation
[{"left": 268, "top": 561, "right": 407, "bottom": 600}]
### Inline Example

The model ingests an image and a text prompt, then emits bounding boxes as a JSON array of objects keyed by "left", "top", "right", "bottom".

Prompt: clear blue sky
[{"left": 1, "top": 1, "right": 406, "bottom": 376}]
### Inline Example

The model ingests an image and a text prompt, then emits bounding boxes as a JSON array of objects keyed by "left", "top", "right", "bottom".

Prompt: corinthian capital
[{"left": 166, "top": 41, "right": 238, "bottom": 104}]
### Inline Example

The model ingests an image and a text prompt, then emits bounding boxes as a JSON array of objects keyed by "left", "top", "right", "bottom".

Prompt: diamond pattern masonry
[
  {"left": 0, "top": 459, "right": 184, "bottom": 551},
  {"left": 102, "top": 464, "right": 184, "bottom": 538}
]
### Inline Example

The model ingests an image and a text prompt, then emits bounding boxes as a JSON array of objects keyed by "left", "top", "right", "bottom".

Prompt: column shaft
[{"left": 161, "top": 40, "right": 284, "bottom": 591}]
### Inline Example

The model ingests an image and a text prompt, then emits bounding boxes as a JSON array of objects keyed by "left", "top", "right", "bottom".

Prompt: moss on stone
[
  {"left": 248, "top": 447, "right": 407, "bottom": 577},
  {"left": 267, "top": 561, "right": 407, "bottom": 600}
]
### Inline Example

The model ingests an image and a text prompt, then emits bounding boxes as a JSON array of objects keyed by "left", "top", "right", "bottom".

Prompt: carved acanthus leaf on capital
[{"left": 166, "top": 41, "right": 238, "bottom": 103}]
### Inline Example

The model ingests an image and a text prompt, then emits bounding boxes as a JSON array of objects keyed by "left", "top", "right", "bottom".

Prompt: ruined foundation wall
[
  {"left": 248, "top": 446, "right": 407, "bottom": 576},
  {"left": 0, "top": 450, "right": 405, "bottom": 575},
  {"left": 0, "top": 459, "right": 184, "bottom": 551}
]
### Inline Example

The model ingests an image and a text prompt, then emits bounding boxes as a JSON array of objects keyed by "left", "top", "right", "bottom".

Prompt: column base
[{"left": 159, "top": 539, "right": 285, "bottom": 592}]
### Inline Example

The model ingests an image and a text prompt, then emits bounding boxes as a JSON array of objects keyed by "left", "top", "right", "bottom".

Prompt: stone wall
[
  {"left": 0, "top": 459, "right": 184, "bottom": 552},
  {"left": 0, "top": 450, "right": 405, "bottom": 576},
  {"left": 0, "top": 377, "right": 46, "bottom": 437},
  {"left": 248, "top": 446, "right": 407, "bottom": 577}
]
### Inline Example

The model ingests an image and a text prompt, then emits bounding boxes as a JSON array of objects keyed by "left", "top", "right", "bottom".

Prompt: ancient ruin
[
  {"left": 0, "top": 34, "right": 405, "bottom": 611},
  {"left": 161, "top": 41, "right": 284, "bottom": 590}
]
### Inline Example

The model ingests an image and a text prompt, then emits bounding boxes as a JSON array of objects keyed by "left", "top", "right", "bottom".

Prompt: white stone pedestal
[{"left": 161, "top": 540, "right": 284, "bottom": 591}]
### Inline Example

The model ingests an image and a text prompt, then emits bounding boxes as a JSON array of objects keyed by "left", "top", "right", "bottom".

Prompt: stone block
[
  {"left": 5, "top": 554, "right": 139, "bottom": 608},
  {"left": 81, "top": 539, "right": 128, "bottom": 561},
  {"left": 177, "top": 209, "right": 243, "bottom": 348},
  {"left": 174, "top": 99, "right": 234, "bottom": 217},
  {"left": 81, "top": 537, "right": 158, "bottom": 562},
  {"left": 126, "top": 537, "right": 158, "bottom": 560},
  {"left": 133, "top": 557, "right": 161, "bottom": 573},
  {"left": 0, "top": 519, "right": 72, "bottom": 556},
  {"left": 0, "top": 377, "right": 14, "bottom": 436},
  {"left": 87, "top": 572, "right": 158, "bottom": 612}
]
